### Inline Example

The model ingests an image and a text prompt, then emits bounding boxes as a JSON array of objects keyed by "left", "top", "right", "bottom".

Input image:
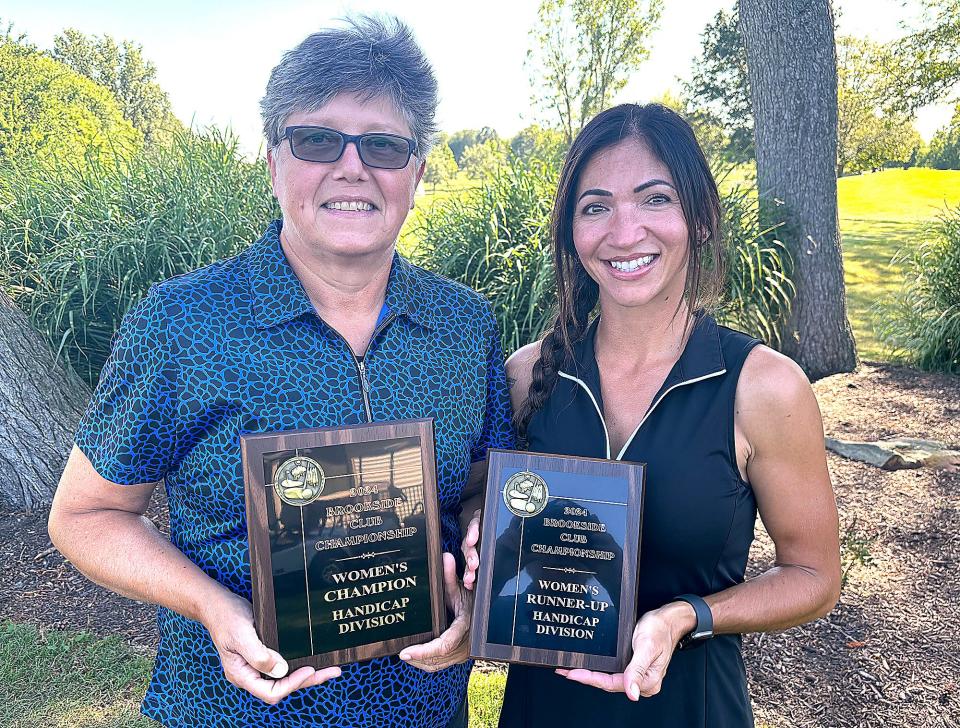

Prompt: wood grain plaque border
[
  {"left": 469, "top": 449, "right": 645, "bottom": 672},
  {"left": 241, "top": 418, "right": 446, "bottom": 669}
]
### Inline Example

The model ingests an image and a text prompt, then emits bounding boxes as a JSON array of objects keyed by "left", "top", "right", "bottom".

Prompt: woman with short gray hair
[
  {"left": 261, "top": 15, "right": 439, "bottom": 157},
  {"left": 50, "top": 15, "right": 512, "bottom": 728}
]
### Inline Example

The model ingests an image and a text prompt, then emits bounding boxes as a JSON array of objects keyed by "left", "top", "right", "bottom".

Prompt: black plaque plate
[
  {"left": 470, "top": 449, "right": 644, "bottom": 672},
  {"left": 241, "top": 419, "right": 446, "bottom": 669}
]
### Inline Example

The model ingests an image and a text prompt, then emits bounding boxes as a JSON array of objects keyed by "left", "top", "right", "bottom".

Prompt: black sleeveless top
[{"left": 499, "top": 315, "right": 761, "bottom": 728}]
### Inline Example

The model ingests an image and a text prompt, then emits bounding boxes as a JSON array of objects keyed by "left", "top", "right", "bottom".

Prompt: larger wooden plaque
[{"left": 241, "top": 419, "right": 446, "bottom": 670}]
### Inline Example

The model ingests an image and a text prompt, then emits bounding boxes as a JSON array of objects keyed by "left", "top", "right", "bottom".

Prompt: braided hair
[{"left": 514, "top": 103, "right": 724, "bottom": 440}]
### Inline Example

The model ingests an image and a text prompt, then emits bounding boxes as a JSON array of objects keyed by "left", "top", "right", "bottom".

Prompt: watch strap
[{"left": 674, "top": 593, "right": 713, "bottom": 650}]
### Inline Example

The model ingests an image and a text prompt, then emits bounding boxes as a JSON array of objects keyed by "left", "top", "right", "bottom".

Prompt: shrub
[
  {"left": 0, "top": 127, "right": 278, "bottom": 384},
  {"left": 412, "top": 155, "right": 557, "bottom": 355},
  {"left": 716, "top": 186, "right": 793, "bottom": 347},
  {"left": 413, "top": 156, "right": 792, "bottom": 353},
  {"left": 877, "top": 208, "right": 960, "bottom": 373}
]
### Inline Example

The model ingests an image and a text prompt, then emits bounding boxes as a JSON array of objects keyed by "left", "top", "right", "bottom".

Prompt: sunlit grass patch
[
  {"left": 468, "top": 666, "right": 507, "bottom": 727},
  {"left": 839, "top": 168, "right": 960, "bottom": 361},
  {"left": 838, "top": 168, "right": 960, "bottom": 222}
]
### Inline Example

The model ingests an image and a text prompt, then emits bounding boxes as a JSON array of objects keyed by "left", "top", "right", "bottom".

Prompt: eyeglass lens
[{"left": 289, "top": 128, "right": 411, "bottom": 169}]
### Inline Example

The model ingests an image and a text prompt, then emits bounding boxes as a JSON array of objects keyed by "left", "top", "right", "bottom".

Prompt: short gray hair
[{"left": 260, "top": 15, "right": 439, "bottom": 157}]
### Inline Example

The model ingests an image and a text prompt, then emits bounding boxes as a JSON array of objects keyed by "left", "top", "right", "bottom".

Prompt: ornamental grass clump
[
  {"left": 411, "top": 155, "right": 558, "bottom": 355},
  {"left": 0, "top": 127, "right": 278, "bottom": 385},
  {"left": 716, "top": 186, "right": 794, "bottom": 348},
  {"left": 878, "top": 208, "right": 960, "bottom": 373}
]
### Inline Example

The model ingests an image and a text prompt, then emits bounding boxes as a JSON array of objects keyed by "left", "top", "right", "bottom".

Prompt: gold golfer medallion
[
  {"left": 274, "top": 456, "right": 325, "bottom": 506},
  {"left": 503, "top": 470, "right": 549, "bottom": 517}
]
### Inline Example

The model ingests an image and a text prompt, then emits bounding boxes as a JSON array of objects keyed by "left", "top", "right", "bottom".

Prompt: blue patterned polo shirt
[{"left": 75, "top": 219, "right": 514, "bottom": 727}]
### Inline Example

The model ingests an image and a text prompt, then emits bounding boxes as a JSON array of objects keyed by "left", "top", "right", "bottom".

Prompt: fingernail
[
  {"left": 268, "top": 661, "right": 288, "bottom": 679},
  {"left": 399, "top": 652, "right": 410, "bottom": 661},
  {"left": 630, "top": 683, "right": 640, "bottom": 700}
]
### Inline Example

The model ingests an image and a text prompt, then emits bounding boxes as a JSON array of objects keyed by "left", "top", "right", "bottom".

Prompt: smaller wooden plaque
[
  {"left": 241, "top": 419, "right": 446, "bottom": 670},
  {"left": 470, "top": 449, "right": 645, "bottom": 672}
]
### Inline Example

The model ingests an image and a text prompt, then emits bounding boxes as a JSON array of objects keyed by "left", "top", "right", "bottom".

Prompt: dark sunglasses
[{"left": 280, "top": 126, "right": 418, "bottom": 169}]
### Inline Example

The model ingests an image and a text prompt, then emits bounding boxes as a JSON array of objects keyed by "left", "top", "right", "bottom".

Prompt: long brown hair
[{"left": 514, "top": 103, "right": 724, "bottom": 439}]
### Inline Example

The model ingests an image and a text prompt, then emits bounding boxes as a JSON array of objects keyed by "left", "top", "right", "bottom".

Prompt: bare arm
[
  {"left": 706, "top": 346, "right": 841, "bottom": 633},
  {"left": 505, "top": 341, "right": 540, "bottom": 414},
  {"left": 49, "top": 446, "right": 340, "bottom": 703},
  {"left": 49, "top": 447, "right": 222, "bottom": 617},
  {"left": 562, "top": 346, "right": 841, "bottom": 699}
]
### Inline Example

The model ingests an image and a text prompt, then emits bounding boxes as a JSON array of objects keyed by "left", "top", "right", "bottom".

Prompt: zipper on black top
[{"left": 558, "top": 367, "right": 726, "bottom": 460}]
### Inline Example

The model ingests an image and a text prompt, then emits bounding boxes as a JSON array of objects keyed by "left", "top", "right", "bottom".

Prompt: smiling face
[
  {"left": 267, "top": 93, "right": 425, "bottom": 262},
  {"left": 572, "top": 137, "right": 691, "bottom": 314}
]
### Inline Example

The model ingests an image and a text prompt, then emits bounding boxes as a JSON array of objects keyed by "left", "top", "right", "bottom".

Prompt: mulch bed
[
  {"left": 746, "top": 362, "right": 960, "bottom": 728},
  {"left": 0, "top": 490, "right": 167, "bottom": 651},
  {"left": 1, "top": 362, "right": 958, "bottom": 727}
]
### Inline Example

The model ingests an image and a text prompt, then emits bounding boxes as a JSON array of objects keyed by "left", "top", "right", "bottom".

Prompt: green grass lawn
[
  {"left": 0, "top": 622, "right": 153, "bottom": 728},
  {"left": 0, "top": 621, "right": 506, "bottom": 728},
  {"left": 838, "top": 168, "right": 960, "bottom": 360}
]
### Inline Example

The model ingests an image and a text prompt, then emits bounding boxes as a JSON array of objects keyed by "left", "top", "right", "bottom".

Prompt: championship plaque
[
  {"left": 470, "top": 449, "right": 644, "bottom": 672},
  {"left": 241, "top": 419, "right": 446, "bottom": 669}
]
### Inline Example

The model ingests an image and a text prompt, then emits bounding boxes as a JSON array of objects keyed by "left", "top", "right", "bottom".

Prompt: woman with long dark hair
[{"left": 465, "top": 103, "right": 840, "bottom": 726}]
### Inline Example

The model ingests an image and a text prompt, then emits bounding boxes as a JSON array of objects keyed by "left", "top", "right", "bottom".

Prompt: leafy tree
[
  {"left": 925, "top": 104, "right": 960, "bottom": 169},
  {"left": 684, "top": 8, "right": 754, "bottom": 162},
  {"left": 689, "top": 8, "right": 926, "bottom": 175},
  {"left": 0, "top": 18, "right": 32, "bottom": 49},
  {"left": 460, "top": 138, "right": 510, "bottom": 180},
  {"left": 528, "top": 0, "right": 664, "bottom": 143},
  {"left": 0, "top": 38, "right": 141, "bottom": 166},
  {"left": 447, "top": 127, "right": 498, "bottom": 164},
  {"left": 836, "top": 36, "right": 922, "bottom": 175},
  {"left": 423, "top": 142, "right": 458, "bottom": 190},
  {"left": 890, "top": 0, "right": 960, "bottom": 114},
  {"left": 845, "top": 115, "right": 922, "bottom": 172},
  {"left": 508, "top": 124, "right": 566, "bottom": 166},
  {"left": 51, "top": 29, "right": 181, "bottom": 144}
]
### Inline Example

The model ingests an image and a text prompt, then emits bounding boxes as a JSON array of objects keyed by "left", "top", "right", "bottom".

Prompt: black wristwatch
[{"left": 673, "top": 594, "right": 714, "bottom": 650}]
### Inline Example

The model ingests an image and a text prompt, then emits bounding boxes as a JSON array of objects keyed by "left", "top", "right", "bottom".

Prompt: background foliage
[
  {"left": 0, "top": 38, "right": 141, "bottom": 166},
  {"left": 528, "top": 0, "right": 664, "bottom": 143},
  {"left": 684, "top": 4, "right": 946, "bottom": 174},
  {"left": 925, "top": 103, "right": 960, "bottom": 168},
  {"left": 0, "top": 127, "right": 277, "bottom": 384},
  {"left": 51, "top": 28, "right": 183, "bottom": 145},
  {"left": 878, "top": 207, "right": 960, "bottom": 372}
]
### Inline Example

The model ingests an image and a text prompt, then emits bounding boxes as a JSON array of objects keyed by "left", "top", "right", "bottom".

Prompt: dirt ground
[{"left": 1, "top": 362, "right": 958, "bottom": 727}]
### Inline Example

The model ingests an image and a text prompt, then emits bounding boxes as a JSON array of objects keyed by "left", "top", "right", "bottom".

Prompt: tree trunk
[
  {"left": 739, "top": 0, "right": 858, "bottom": 379},
  {"left": 0, "top": 293, "right": 91, "bottom": 510}
]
